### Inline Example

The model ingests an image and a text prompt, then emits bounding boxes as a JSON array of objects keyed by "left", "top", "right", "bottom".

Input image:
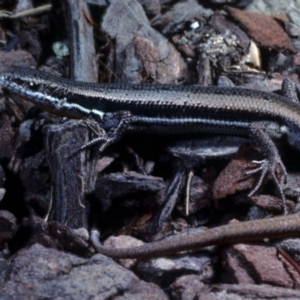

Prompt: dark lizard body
[
  {"left": 0, "top": 68, "right": 298, "bottom": 207},
  {"left": 1, "top": 67, "right": 299, "bottom": 135},
  {"left": 1, "top": 67, "right": 300, "bottom": 258}
]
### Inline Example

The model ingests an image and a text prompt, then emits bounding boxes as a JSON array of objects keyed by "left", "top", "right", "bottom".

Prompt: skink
[
  {"left": 1, "top": 67, "right": 300, "bottom": 216},
  {"left": 0, "top": 68, "right": 300, "bottom": 212}
]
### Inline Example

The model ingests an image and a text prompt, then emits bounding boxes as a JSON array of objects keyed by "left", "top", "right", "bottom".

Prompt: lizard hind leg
[
  {"left": 281, "top": 78, "right": 300, "bottom": 103},
  {"left": 246, "top": 121, "right": 288, "bottom": 214}
]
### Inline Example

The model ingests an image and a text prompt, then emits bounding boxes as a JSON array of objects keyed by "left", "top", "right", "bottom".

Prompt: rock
[{"left": 0, "top": 244, "right": 168, "bottom": 300}]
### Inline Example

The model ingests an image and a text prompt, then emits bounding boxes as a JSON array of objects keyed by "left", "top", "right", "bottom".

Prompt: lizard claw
[
  {"left": 246, "top": 159, "right": 268, "bottom": 196},
  {"left": 246, "top": 156, "right": 288, "bottom": 214},
  {"left": 80, "top": 135, "right": 109, "bottom": 151},
  {"left": 79, "top": 119, "right": 109, "bottom": 151}
]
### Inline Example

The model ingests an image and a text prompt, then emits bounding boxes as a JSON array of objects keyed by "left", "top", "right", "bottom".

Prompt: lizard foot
[
  {"left": 246, "top": 157, "right": 288, "bottom": 214},
  {"left": 79, "top": 119, "right": 109, "bottom": 151},
  {"left": 79, "top": 111, "right": 132, "bottom": 153}
]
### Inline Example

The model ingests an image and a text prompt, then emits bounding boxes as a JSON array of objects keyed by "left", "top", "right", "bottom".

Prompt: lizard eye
[
  {"left": 29, "top": 81, "right": 39, "bottom": 87},
  {"left": 26, "top": 81, "right": 41, "bottom": 91}
]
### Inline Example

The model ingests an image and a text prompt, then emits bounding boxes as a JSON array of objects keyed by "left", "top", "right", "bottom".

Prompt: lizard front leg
[{"left": 81, "top": 111, "right": 133, "bottom": 153}]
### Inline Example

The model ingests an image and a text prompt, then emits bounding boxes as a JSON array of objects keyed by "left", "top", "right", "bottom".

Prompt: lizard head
[
  {"left": 0, "top": 67, "right": 75, "bottom": 116},
  {"left": 0, "top": 67, "right": 100, "bottom": 120},
  {"left": 0, "top": 67, "right": 63, "bottom": 94}
]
